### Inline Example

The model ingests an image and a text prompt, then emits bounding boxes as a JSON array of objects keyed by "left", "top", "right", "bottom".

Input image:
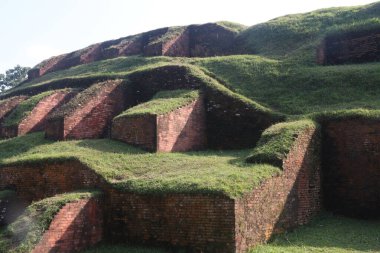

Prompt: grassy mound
[
  {"left": 246, "top": 120, "right": 317, "bottom": 166},
  {"left": 0, "top": 191, "right": 100, "bottom": 253},
  {"left": 2, "top": 90, "right": 57, "bottom": 127},
  {"left": 0, "top": 133, "right": 280, "bottom": 198},
  {"left": 237, "top": 1, "right": 380, "bottom": 63},
  {"left": 251, "top": 213, "right": 380, "bottom": 253},
  {"left": 116, "top": 89, "right": 200, "bottom": 117}
]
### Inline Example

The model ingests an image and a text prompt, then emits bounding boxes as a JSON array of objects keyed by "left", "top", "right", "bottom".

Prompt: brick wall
[
  {"left": 18, "top": 91, "right": 75, "bottom": 136},
  {"left": 0, "top": 161, "right": 105, "bottom": 203},
  {"left": 112, "top": 115, "right": 157, "bottom": 151},
  {"left": 0, "top": 96, "right": 28, "bottom": 121},
  {"left": 105, "top": 190, "right": 236, "bottom": 252},
  {"left": 127, "top": 65, "right": 283, "bottom": 149},
  {"left": 32, "top": 198, "right": 103, "bottom": 253},
  {"left": 1, "top": 91, "right": 74, "bottom": 139},
  {"left": 156, "top": 97, "right": 207, "bottom": 152},
  {"left": 46, "top": 80, "right": 126, "bottom": 140},
  {"left": 235, "top": 127, "right": 321, "bottom": 253},
  {"left": 28, "top": 24, "right": 240, "bottom": 80},
  {"left": 0, "top": 131, "right": 321, "bottom": 253},
  {"left": 317, "top": 28, "right": 380, "bottom": 65},
  {"left": 112, "top": 97, "right": 207, "bottom": 152},
  {"left": 322, "top": 119, "right": 380, "bottom": 218}
]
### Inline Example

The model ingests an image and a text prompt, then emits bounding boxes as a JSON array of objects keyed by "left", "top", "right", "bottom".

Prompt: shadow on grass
[{"left": 81, "top": 244, "right": 170, "bottom": 253}]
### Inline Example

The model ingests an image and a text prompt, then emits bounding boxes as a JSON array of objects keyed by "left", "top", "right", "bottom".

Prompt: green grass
[
  {"left": 2, "top": 90, "right": 57, "bottom": 127},
  {"left": 116, "top": 89, "right": 199, "bottom": 117},
  {"left": 0, "top": 191, "right": 100, "bottom": 253},
  {"left": 237, "top": 1, "right": 380, "bottom": 63},
  {"left": 0, "top": 133, "right": 280, "bottom": 198},
  {"left": 246, "top": 120, "right": 317, "bottom": 166},
  {"left": 251, "top": 213, "right": 380, "bottom": 253}
]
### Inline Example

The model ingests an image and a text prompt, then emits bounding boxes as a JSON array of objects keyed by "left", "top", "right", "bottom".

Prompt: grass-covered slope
[
  {"left": 0, "top": 133, "right": 280, "bottom": 198},
  {"left": 0, "top": 191, "right": 100, "bottom": 253},
  {"left": 116, "top": 89, "right": 199, "bottom": 117},
  {"left": 237, "top": 1, "right": 380, "bottom": 63}
]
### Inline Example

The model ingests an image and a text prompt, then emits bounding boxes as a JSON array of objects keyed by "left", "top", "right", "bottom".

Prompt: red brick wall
[
  {"left": 0, "top": 134, "right": 321, "bottom": 253},
  {"left": 112, "top": 97, "right": 207, "bottom": 152},
  {"left": 46, "top": 80, "right": 126, "bottom": 140},
  {"left": 0, "top": 161, "right": 105, "bottom": 203},
  {"left": 157, "top": 97, "right": 207, "bottom": 152},
  {"left": 317, "top": 28, "right": 380, "bottom": 65},
  {"left": 112, "top": 115, "right": 157, "bottom": 151},
  {"left": 105, "top": 190, "right": 236, "bottom": 252},
  {"left": 235, "top": 127, "right": 321, "bottom": 253},
  {"left": 32, "top": 198, "right": 103, "bottom": 253},
  {"left": 0, "top": 96, "right": 28, "bottom": 121},
  {"left": 17, "top": 91, "right": 74, "bottom": 136},
  {"left": 322, "top": 119, "right": 380, "bottom": 218}
]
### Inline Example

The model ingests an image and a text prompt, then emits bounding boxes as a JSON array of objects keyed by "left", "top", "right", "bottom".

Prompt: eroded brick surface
[
  {"left": 323, "top": 119, "right": 380, "bottom": 218},
  {"left": 32, "top": 198, "right": 103, "bottom": 253}
]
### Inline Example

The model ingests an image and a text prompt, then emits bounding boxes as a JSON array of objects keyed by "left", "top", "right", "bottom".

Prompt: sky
[{"left": 0, "top": 0, "right": 378, "bottom": 73}]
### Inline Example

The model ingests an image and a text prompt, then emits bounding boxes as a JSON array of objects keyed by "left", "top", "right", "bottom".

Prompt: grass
[
  {"left": 116, "top": 89, "right": 199, "bottom": 117},
  {"left": 0, "top": 133, "right": 280, "bottom": 198},
  {"left": 237, "top": 1, "right": 380, "bottom": 63},
  {"left": 0, "top": 191, "right": 100, "bottom": 253},
  {"left": 246, "top": 120, "right": 317, "bottom": 166},
  {"left": 2, "top": 90, "right": 57, "bottom": 127},
  {"left": 251, "top": 213, "right": 380, "bottom": 253}
]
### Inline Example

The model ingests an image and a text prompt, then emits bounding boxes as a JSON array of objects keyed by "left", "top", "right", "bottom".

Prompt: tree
[{"left": 0, "top": 65, "right": 30, "bottom": 92}]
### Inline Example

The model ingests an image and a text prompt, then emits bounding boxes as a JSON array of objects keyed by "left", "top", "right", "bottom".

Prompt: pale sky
[{"left": 0, "top": 0, "right": 378, "bottom": 73}]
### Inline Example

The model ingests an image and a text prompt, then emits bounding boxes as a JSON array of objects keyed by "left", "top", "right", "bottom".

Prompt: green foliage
[
  {"left": 2, "top": 90, "right": 57, "bottom": 127},
  {"left": 116, "top": 89, "right": 200, "bottom": 117},
  {"left": 246, "top": 120, "right": 317, "bottom": 166},
  {"left": 0, "top": 191, "right": 100, "bottom": 253},
  {"left": 0, "top": 65, "right": 30, "bottom": 93},
  {"left": 0, "top": 133, "right": 280, "bottom": 198},
  {"left": 251, "top": 213, "right": 380, "bottom": 253}
]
